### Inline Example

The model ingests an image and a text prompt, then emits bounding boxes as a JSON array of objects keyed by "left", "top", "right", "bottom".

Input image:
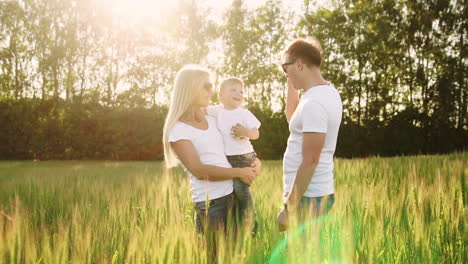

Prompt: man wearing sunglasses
[{"left": 277, "top": 38, "right": 343, "bottom": 231}]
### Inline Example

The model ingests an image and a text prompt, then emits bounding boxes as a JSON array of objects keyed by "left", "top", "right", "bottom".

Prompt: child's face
[{"left": 219, "top": 83, "right": 244, "bottom": 109}]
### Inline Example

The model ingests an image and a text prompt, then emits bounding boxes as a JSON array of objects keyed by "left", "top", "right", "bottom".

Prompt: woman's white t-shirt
[{"left": 168, "top": 115, "right": 233, "bottom": 202}]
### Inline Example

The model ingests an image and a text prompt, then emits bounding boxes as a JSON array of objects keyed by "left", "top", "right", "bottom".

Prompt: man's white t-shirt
[
  {"left": 168, "top": 115, "right": 233, "bottom": 202},
  {"left": 283, "top": 84, "right": 342, "bottom": 200},
  {"left": 207, "top": 105, "right": 261, "bottom": 156}
]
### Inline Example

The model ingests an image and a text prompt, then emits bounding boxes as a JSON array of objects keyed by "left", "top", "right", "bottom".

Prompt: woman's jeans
[
  {"left": 194, "top": 193, "right": 234, "bottom": 234},
  {"left": 194, "top": 193, "right": 235, "bottom": 263}
]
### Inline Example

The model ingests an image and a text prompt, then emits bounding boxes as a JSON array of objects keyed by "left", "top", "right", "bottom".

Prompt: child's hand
[{"left": 231, "top": 123, "right": 248, "bottom": 139}]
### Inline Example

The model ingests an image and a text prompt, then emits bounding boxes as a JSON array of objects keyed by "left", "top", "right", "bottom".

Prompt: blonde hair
[
  {"left": 163, "top": 65, "right": 211, "bottom": 168},
  {"left": 219, "top": 77, "right": 244, "bottom": 94}
]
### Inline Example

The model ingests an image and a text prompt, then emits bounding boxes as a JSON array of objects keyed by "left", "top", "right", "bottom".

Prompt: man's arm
[
  {"left": 286, "top": 79, "right": 299, "bottom": 123},
  {"left": 277, "top": 132, "right": 325, "bottom": 231},
  {"left": 171, "top": 140, "right": 256, "bottom": 184},
  {"left": 284, "top": 132, "right": 326, "bottom": 209}
]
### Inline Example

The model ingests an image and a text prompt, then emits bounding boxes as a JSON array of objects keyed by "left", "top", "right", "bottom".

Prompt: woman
[{"left": 162, "top": 65, "right": 260, "bottom": 258}]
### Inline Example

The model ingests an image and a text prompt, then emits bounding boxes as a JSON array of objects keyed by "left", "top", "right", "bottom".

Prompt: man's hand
[
  {"left": 285, "top": 79, "right": 300, "bottom": 122},
  {"left": 231, "top": 123, "right": 249, "bottom": 138},
  {"left": 287, "top": 78, "right": 296, "bottom": 91},
  {"left": 277, "top": 208, "right": 289, "bottom": 232}
]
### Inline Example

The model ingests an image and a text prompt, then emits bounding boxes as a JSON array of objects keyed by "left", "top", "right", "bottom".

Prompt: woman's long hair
[{"left": 163, "top": 65, "right": 210, "bottom": 168}]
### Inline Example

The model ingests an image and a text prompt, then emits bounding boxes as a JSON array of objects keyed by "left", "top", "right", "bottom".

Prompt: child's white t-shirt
[
  {"left": 207, "top": 105, "right": 261, "bottom": 156},
  {"left": 168, "top": 115, "right": 233, "bottom": 202}
]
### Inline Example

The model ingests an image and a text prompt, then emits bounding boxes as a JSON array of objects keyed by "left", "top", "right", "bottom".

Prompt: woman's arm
[{"left": 171, "top": 140, "right": 256, "bottom": 185}]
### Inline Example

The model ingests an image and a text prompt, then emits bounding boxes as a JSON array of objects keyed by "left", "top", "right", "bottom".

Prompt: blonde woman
[{"left": 163, "top": 65, "right": 260, "bottom": 238}]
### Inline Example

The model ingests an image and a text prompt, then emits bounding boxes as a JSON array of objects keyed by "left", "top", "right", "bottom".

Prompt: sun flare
[{"left": 97, "top": 0, "right": 175, "bottom": 21}]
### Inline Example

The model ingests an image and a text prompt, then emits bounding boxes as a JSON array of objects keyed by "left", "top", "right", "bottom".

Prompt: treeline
[
  {"left": 0, "top": 98, "right": 465, "bottom": 160},
  {"left": 0, "top": 99, "right": 165, "bottom": 160},
  {"left": 0, "top": 0, "right": 466, "bottom": 160}
]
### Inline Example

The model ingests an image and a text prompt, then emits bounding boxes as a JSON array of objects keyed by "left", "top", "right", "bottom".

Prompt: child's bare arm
[{"left": 231, "top": 124, "right": 259, "bottom": 140}]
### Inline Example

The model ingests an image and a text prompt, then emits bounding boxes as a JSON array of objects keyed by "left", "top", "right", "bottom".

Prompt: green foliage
[
  {"left": 0, "top": 99, "right": 464, "bottom": 160},
  {"left": 249, "top": 104, "right": 289, "bottom": 159},
  {"left": 0, "top": 99, "right": 166, "bottom": 160},
  {"left": 0, "top": 0, "right": 466, "bottom": 159},
  {"left": 221, "top": 0, "right": 291, "bottom": 109}
]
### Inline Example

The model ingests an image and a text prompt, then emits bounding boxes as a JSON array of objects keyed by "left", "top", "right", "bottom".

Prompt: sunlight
[{"left": 97, "top": 0, "right": 176, "bottom": 22}]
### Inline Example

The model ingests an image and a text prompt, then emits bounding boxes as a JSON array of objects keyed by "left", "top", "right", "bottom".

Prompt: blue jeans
[
  {"left": 297, "top": 194, "right": 335, "bottom": 221},
  {"left": 194, "top": 193, "right": 234, "bottom": 234},
  {"left": 194, "top": 193, "right": 235, "bottom": 263},
  {"left": 226, "top": 152, "right": 257, "bottom": 220}
]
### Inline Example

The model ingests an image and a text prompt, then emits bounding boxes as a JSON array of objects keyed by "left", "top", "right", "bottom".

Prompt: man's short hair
[
  {"left": 219, "top": 77, "right": 244, "bottom": 93},
  {"left": 284, "top": 37, "right": 323, "bottom": 67}
]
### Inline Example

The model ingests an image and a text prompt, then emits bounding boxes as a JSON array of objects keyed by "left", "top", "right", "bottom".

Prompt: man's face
[
  {"left": 219, "top": 83, "right": 244, "bottom": 109},
  {"left": 282, "top": 54, "right": 300, "bottom": 88},
  {"left": 282, "top": 54, "right": 296, "bottom": 76}
]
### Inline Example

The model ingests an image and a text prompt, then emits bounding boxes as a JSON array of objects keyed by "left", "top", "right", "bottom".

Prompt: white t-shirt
[
  {"left": 207, "top": 105, "right": 261, "bottom": 156},
  {"left": 283, "top": 84, "right": 342, "bottom": 200},
  {"left": 168, "top": 115, "right": 233, "bottom": 202}
]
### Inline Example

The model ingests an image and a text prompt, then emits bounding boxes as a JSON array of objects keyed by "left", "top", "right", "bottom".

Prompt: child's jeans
[{"left": 226, "top": 152, "right": 257, "bottom": 221}]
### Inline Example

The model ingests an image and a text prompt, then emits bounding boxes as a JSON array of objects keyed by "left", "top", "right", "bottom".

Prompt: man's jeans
[
  {"left": 226, "top": 152, "right": 257, "bottom": 220},
  {"left": 297, "top": 194, "right": 335, "bottom": 221}
]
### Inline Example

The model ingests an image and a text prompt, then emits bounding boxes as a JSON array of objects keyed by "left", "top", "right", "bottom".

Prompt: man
[{"left": 277, "top": 38, "right": 342, "bottom": 230}]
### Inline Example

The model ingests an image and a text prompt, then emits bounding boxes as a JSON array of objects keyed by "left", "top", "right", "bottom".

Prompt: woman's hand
[
  {"left": 237, "top": 167, "right": 256, "bottom": 185},
  {"left": 251, "top": 158, "right": 262, "bottom": 176}
]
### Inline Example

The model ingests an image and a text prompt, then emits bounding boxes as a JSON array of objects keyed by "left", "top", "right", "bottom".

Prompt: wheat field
[{"left": 0, "top": 153, "right": 466, "bottom": 263}]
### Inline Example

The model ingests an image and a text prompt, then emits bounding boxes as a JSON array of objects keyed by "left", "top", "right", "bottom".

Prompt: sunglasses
[{"left": 281, "top": 58, "right": 297, "bottom": 74}]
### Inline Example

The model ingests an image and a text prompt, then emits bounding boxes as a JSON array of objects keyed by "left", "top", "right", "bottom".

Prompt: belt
[{"left": 193, "top": 193, "right": 233, "bottom": 207}]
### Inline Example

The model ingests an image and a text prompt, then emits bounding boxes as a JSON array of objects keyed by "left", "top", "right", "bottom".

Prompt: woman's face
[{"left": 194, "top": 76, "right": 213, "bottom": 107}]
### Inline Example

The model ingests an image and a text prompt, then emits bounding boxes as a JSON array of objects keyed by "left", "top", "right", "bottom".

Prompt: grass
[{"left": 0, "top": 153, "right": 466, "bottom": 263}]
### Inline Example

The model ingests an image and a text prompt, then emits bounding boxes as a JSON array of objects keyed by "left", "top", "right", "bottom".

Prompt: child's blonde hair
[
  {"left": 219, "top": 77, "right": 244, "bottom": 94},
  {"left": 163, "top": 65, "right": 211, "bottom": 168}
]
